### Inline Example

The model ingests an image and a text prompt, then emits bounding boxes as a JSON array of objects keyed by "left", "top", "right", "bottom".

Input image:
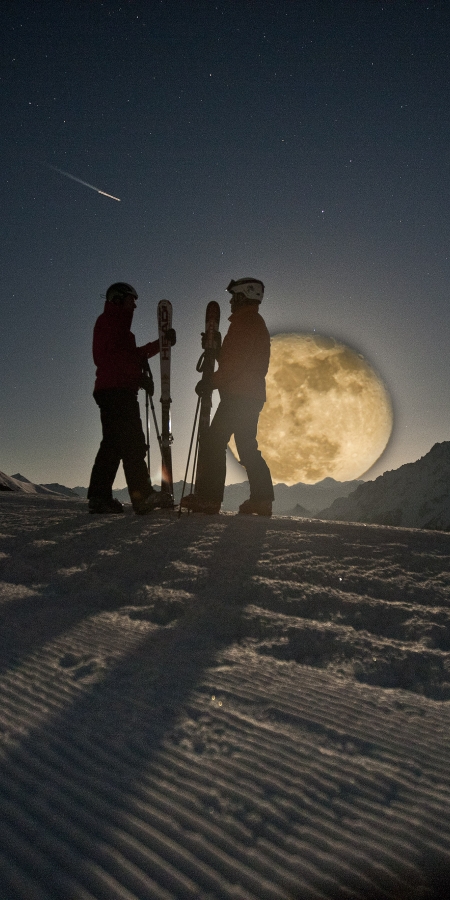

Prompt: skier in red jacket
[
  {"left": 88, "top": 282, "right": 175, "bottom": 514},
  {"left": 181, "top": 277, "right": 274, "bottom": 516}
]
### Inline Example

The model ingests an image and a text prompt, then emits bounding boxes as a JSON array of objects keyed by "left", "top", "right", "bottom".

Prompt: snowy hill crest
[{"left": 0, "top": 472, "right": 78, "bottom": 497}]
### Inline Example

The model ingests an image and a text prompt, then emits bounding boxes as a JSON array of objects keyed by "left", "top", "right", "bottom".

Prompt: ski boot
[
  {"left": 158, "top": 491, "right": 175, "bottom": 509},
  {"left": 132, "top": 488, "right": 162, "bottom": 515},
  {"left": 180, "top": 493, "right": 221, "bottom": 514},
  {"left": 88, "top": 497, "right": 124, "bottom": 515},
  {"left": 238, "top": 498, "right": 272, "bottom": 517}
]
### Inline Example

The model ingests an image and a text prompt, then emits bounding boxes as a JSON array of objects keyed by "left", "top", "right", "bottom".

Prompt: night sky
[{"left": 1, "top": 0, "right": 449, "bottom": 489}]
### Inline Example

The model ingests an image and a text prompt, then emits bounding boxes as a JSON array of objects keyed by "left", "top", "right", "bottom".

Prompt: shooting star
[{"left": 45, "top": 164, "right": 121, "bottom": 201}]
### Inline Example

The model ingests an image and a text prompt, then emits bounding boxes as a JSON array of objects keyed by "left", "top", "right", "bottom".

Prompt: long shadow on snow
[
  {"left": 0, "top": 518, "right": 272, "bottom": 876},
  {"left": 0, "top": 504, "right": 217, "bottom": 675},
  {"left": 1, "top": 514, "right": 450, "bottom": 899}
]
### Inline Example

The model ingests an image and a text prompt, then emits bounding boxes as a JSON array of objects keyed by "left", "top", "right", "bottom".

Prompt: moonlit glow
[{"left": 229, "top": 333, "right": 393, "bottom": 485}]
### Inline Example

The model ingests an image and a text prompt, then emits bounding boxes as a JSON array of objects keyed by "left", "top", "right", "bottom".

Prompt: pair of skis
[
  {"left": 144, "top": 299, "right": 173, "bottom": 507},
  {"left": 178, "top": 301, "right": 221, "bottom": 511},
  {"left": 151, "top": 299, "right": 221, "bottom": 511},
  {"left": 196, "top": 300, "right": 221, "bottom": 464}
]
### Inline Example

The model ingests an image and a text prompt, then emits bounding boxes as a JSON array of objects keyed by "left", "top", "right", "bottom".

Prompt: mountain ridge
[
  {"left": 7, "top": 443, "right": 450, "bottom": 530},
  {"left": 73, "top": 477, "right": 362, "bottom": 513},
  {"left": 317, "top": 441, "right": 450, "bottom": 529},
  {"left": 2, "top": 470, "right": 359, "bottom": 512}
]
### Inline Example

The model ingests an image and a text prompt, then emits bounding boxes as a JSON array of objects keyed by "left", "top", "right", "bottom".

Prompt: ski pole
[
  {"left": 145, "top": 388, "right": 151, "bottom": 475},
  {"left": 149, "top": 394, "right": 162, "bottom": 450},
  {"left": 142, "top": 360, "right": 156, "bottom": 476},
  {"left": 190, "top": 421, "right": 201, "bottom": 496},
  {"left": 142, "top": 360, "right": 162, "bottom": 449},
  {"left": 178, "top": 395, "right": 201, "bottom": 517}
]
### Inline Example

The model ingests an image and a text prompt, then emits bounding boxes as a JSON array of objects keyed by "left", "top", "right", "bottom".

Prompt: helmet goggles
[
  {"left": 227, "top": 278, "right": 264, "bottom": 302},
  {"left": 106, "top": 282, "right": 138, "bottom": 304}
]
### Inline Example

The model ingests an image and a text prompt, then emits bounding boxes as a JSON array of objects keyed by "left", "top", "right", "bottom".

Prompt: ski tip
[{"left": 205, "top": 300, "right": 220, "bottom": 324}]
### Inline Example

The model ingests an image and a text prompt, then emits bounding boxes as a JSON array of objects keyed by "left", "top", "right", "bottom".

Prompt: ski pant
[
  {"left": 195, "top": 395, "right": 274, "bottom": 504},
  {"left": 88, "top": 389, "right": 151, "bottom": 503}
]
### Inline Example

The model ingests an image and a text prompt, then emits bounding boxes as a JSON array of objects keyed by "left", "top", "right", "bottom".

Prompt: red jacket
[
  {"left": 93, "top": 301, "right": 160, "bottom": 392},
  {"left": 212, "top": 305, "right": 270, "bottom": 401}
]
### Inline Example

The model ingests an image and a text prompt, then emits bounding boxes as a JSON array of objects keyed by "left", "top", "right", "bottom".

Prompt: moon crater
[{"left": 229, "top": 332, "right": 393, "bottom": 485}]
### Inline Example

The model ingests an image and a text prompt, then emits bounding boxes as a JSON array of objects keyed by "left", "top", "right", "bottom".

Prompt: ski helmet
[
  {"left": 106, "top": 282, "right": 138, "bottom": 304},
  {"left": 227, "top": 278, "right": 264, "bottom": 302}
]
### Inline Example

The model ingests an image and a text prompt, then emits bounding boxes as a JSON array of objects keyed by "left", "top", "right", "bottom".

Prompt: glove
[
  {"left": 195, "top": 378, "right": 212, "bottom": 397},
  {"left": 201, "top": 331, "right": 222, "bottom": 358},
  {"left": 140, "top": 370, "right": 154, "bottom": 396},
  {"left": 166, "top": 328, "right": 176, "bottom": 346}
]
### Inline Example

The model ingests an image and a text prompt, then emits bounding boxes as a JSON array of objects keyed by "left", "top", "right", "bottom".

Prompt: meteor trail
[{"left": 46, "top": 164, "right": 121, "bottom": 201}]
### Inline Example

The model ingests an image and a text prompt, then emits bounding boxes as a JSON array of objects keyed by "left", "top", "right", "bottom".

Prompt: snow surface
[{"left": 1, "top": 492, "right": 450, "bottom": 899}]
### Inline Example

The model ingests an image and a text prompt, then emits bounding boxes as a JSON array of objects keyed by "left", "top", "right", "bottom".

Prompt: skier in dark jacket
[
  {"left": 88, "top": 282, "right": 175, "bottom": 514},
  {"left": 181, "top": 277, "right": 274, "bottom": 516}
]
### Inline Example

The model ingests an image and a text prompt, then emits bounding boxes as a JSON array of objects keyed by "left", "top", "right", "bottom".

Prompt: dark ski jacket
[
  {"left": 212, "top": 305, "right": 270, "bottom": 402},
  {"left": 93, "top": 301, "right": 160, "bottom": 392}
]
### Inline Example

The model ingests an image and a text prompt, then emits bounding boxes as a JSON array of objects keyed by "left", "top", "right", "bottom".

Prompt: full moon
[{"left": 229, "top": 333, "right": 393, "bottom": 485}]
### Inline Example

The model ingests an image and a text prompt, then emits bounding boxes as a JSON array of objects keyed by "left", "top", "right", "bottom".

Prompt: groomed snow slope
[{"left": 1, "top": 493, "right": 450, "bottom": 899}]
